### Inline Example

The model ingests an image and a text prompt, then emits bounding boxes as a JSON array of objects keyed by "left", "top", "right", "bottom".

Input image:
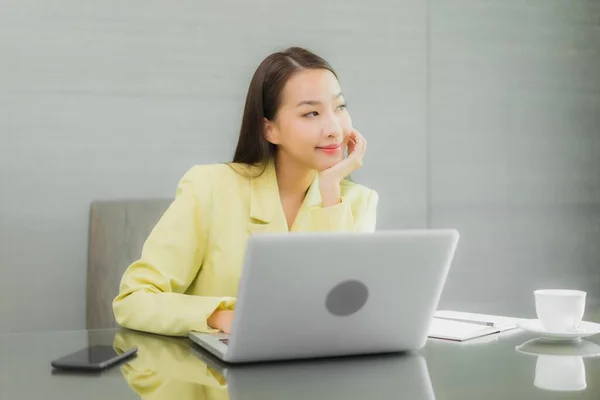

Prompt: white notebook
[{"left": 428, "top": 310, "right": 519, "bottom": 342}]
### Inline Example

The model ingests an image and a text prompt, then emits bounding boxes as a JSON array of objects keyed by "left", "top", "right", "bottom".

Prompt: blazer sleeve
[
  {"left": 309, "top": 186, "right": 379, "bottom": 233},
  {"left": 112, "top": 166, "right": 235, "bottom": 337}
]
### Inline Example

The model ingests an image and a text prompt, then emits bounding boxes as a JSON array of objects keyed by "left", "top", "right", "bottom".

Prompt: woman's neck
[{"left": 274, "top": 154, "right": 315, "bottom": 199}]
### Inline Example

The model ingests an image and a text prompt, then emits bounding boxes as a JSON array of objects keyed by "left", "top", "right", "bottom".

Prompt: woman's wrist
[{"left": 319, "top": 178, "right": 341, "bottom": 207}]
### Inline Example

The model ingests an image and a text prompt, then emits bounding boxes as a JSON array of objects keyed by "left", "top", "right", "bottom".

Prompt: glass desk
[{"left": 1, "top": 309, "right": 599, "bottom": 399}]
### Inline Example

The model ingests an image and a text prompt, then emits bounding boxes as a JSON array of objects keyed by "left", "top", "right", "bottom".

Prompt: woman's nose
[{"left": 323, "top": 116, "right": 343, "bottom": 138}]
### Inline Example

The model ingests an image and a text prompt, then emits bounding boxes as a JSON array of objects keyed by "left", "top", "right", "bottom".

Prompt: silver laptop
[{"left": 189, "top": 229, "right": 459, "bottom": 363}]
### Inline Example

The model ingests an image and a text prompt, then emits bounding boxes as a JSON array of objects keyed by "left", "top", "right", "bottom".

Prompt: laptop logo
[{"left": 325, "top": 280, "right": 369, "bottom": 316}]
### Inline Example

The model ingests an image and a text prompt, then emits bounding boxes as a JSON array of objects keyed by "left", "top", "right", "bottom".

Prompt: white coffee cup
[{"left": 534, "top": 289, "right": 586, "bottom": 332}]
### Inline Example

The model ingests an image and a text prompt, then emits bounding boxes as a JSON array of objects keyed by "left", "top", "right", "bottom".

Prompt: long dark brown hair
[{"left": 231, "top": 47, "right": 338, "bottom": 171}]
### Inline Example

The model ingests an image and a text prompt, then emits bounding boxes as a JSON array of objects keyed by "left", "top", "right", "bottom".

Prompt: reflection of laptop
[
  {"left": 190, "top": 344, "right": 436, "bottom": 400},
  {"left": 189, "top": 230, "right": 459, "bottom": 364}
]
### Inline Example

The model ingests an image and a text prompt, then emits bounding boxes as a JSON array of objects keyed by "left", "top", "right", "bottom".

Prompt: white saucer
[
  {"left": 516, "top": 338, "right": 600, "bottom": 358},
  {"left": 517, "top": 319, "right": 600, "bottom": 341}
]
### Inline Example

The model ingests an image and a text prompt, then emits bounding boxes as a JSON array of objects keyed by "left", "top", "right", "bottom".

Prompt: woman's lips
[{"left": 317, "top": 143, "right": 342, "bottom": 154}]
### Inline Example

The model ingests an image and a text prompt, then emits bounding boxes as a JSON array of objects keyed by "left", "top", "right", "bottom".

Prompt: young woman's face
[{"left": 266, "top": 68, "right": 353, "bottom": 171}]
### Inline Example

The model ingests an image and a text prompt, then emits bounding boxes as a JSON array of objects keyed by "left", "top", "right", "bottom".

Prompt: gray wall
[
  {"left": 430, "top": 0, "right": 600, "bottom": 316},
  {"left": 0, "top": 0, "right": 598, "bottom": 333}
]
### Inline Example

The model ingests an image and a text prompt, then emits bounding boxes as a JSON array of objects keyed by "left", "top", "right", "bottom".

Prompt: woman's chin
[{"left": 316, "top": 159, "right": 343, "bottom": 172}]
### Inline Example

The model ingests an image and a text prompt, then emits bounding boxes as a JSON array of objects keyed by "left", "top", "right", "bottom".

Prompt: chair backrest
[{"left": 87, "top": 198, "right": 172, "bottom": 330}]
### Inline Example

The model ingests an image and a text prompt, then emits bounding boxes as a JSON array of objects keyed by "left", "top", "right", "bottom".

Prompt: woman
[{"left": 112, "top": 47, "right": 379, "bottom": 337}]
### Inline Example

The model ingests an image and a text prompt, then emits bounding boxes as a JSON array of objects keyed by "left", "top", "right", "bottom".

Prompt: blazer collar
[
  {"left": 248, "top": 159, "right": 322, "bottom": 231},
  {"left": 249, "top": 159, "right": 280, "bottom": 225}
]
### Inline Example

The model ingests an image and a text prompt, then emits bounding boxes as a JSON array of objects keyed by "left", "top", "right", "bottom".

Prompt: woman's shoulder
[
  {"left": 180, "top": 162, "right": 256, "bottom": 182},
  {"left": 175, "top": 163, "right": 255, "bottom": 209},
  {"left": 177, "top": 162, "right": 261, "bottom": 196}
]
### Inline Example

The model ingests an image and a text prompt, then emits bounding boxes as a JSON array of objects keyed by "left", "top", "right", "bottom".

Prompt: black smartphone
[{"left": 50, "top": 345, "right": 138, "bottom": 371}]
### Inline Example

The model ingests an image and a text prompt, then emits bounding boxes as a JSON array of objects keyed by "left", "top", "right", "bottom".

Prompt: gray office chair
[{"left": 86, "top": 198, "right": 172, "bottom": 330}]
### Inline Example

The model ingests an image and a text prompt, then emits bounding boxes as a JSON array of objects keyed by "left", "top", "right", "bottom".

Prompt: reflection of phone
[{"left": 50, "top": 345, "right": 138, "bottom": 371}]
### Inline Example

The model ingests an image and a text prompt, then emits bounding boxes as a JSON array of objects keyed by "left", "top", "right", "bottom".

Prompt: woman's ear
[{"left": 264, "top": 117, "right": 280, "bottom": 145}]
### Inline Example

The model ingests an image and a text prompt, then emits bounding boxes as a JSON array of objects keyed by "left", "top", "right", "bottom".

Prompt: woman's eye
[
  {"left": 303, "top": 111, "right": 318, "bottom": 118},
  {"left": 336, "top": 104, "right": 347, "bottom": 111}
]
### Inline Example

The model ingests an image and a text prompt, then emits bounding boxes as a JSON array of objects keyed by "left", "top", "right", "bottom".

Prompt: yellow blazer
[{"left": 113, "top": 159, "right": 378, "bottom": 336}]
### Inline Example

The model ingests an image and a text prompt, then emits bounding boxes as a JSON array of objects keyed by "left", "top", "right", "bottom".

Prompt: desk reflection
[
  {"left": 516, "top": 338, "right": 600, "bottom": 392},
  {"left": 114, "top": 329, "right": 436, "bottom": 400},
  {"left": 114, "top": 330, "right": 227, "bottom": 400}
]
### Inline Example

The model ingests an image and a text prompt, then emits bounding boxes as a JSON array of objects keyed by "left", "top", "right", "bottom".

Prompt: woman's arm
[
  {"left": 112, "top": 166, "right": 235, "bottom": 336},
  {"left": 309, "top": 128, "right": 377, "bottom": 232}
]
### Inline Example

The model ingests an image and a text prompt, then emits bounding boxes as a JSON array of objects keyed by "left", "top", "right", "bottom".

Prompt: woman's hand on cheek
[{"left": 318, "top": 129, "right": 367, "bottom": 207}]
